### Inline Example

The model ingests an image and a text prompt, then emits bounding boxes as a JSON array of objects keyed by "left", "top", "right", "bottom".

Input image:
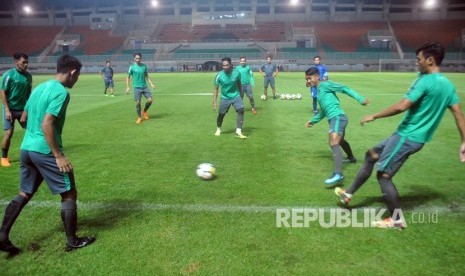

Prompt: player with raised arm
[{"left": 335, "top": 42, "right": 465, "bottom": 229}]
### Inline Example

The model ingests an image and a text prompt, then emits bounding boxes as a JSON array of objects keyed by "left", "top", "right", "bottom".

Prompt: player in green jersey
[
  {"left": 0, "top": 55, "right": 95, "bottom": 255},
  {"left": 126, "top": 52, "right": 156, "bottom": 124},
  {"left": 335, "top": 42, "right": 465, "bottom": 229},
  {"left": 1, "top": 52, "right": 32, "bottom": 167},
  {"left": 237, "top": 56, "right": 256, "bottom": 114},
  {"left": 213, "top": 57, "right": 246, "bottom": 139},
  {"left": 305, "top": 67, "right": 369, "bottom": 187}
]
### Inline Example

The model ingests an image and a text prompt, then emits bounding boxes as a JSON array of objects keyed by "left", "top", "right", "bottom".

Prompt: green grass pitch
[{"left": 1, "top": 71, "right": 465, "bottom": 274}]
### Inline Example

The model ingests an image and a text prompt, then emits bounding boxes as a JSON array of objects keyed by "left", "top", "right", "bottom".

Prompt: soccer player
[
  {"left": 101, "top": 60, "right": 114, "bottom": 97},
  {"left": 0, "top": 54, "right": 95, "bottom": 255},
  {"left": 305, "top": 67, "right": 369, "bottom": 187},
  {"left": 1, "top": 52, "right": 32, "bottom": 167},
  {"left": 335, "top": 42, "right": 465, "bottom": 229},
  {"left": 213, "top": 57, "right": 246, "bottom": 139},
  {"left": 309, "top": 56, "right": 328, "bottom": 115},
  {"left": 236, "top": 56, "right": 256, "bottom": 114},
  {"left": 126, "top": 52, "right": 156, "bottom": 124},
  {"left": 259, "top": 56, "right": 278, "bottom": 99}
]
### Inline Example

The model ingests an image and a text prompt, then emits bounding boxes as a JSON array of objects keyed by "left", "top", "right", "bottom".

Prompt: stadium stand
[
  {"left": 0, "top": 26, "right": 62, "bottom": 57},
  {"left": 64, "top": 26, "right": 125, "bottom": 55}
]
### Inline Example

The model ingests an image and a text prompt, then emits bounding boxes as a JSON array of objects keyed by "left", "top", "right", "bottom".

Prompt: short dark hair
[
  {"left": 134, "top": 52, "right": 142, "bottom": 58},
  {"left": 416, "top": 41, "right": 445, "bottom": 66},
  {"left": 221, "top": 57, "right": 232, "bottom": 64},
  {"left": 13, "top": 52, "right": 28, "bottom": 60},
  {"left": 313, "top": 55, "right": 321, "bottom": 60},
  {"left": 56, "top": 54, "right": 82, "bottom": 74},
  {"left": 305, "top": 67, "right": 319, "bottom": 76}
]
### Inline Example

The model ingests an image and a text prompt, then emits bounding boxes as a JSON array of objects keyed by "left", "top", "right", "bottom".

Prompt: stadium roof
[{"left": 0, "top": 1, "right": 457, "bottom": 12}]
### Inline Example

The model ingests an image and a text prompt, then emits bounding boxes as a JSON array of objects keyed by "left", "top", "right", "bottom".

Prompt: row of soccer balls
[{"left": 260, "top": 94, "right": 303, "bottom": 100}]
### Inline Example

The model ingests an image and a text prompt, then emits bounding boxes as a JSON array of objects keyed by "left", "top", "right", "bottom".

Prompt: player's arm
[
  {"left": 145, "top": 72, "right": 155, "bottom": 89},
  {"left": 449, "top": 103, "right": 465, "bottom": 162},
  {"left": 273, "top": 66, "right": 279, "bottom": 77},
  {"left": 361, "top": 98, "right": 412, "bottom": 126},
  {"left": 41, "top": 114, "right": 73, "bottom": 173},
  {"left": 213, "top": 86, "right": 219, "bottom": 110},
  {"left": 126, "top": 75, "right": 131, "bottom": 93},
  {"left": 0, "top": 89, "right": 12, "bottom": 121},
  {"left": 259, "top": 67, "right": 265, "bottom": 77}
]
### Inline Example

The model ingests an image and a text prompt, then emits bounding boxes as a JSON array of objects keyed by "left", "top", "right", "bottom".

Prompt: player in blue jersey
[
  {"left": 335, "top": 42, "right": 465, "bottom": 229},
  {"left": 101, "top": 60, "right": 114, "bottom": 97},
  {"left": 213, "top": 57, "right": 246, "bottom": 139},
  {"left": 259, "top": 56, "right": 279, "bottom": 100},
  {"left": 309, "top": 56, "right": 328, "bottom": 115}
]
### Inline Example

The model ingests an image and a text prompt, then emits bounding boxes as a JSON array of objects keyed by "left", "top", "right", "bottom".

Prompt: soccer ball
[
  {"left": 285, "top": 94, "right": 291, "bottom": 100},
  {"left": 260, "top": 95, "right": 267, "bottom": 100},
  {"left": 291, "top": 94, "right": 296, "bottom": 100},
  {"left": 280, "top": 94, "right": 286, "bottom": 100},
  {"left": 296, "top": 93, "right": 302, "bottom": 100},
  {"left": 196, "top": 163, "right": 216, "bottom": 180}
]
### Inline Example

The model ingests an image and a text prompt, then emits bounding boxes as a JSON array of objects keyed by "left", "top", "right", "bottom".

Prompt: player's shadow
[{"left": 346, "top": 185, "right": 443, "bottom": 210}]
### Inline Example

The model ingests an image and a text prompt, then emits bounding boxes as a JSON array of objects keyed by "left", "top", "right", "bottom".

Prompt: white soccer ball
[
  {"left": 291, "top": 94, "right": 296, "bottom": 100},
  {"left": 196, "top": 163, "right": 216, "bottom": 180},
  {"left": 286, "top": 94, "right": 291, "bottom": 100},
  {"left": 260, "top": 95, "right": 267, "bottom": 100},
  {"left": 296, "top": 93, "right": 302, "bottom": 100},
  {"left": 280, "top": 94, "right": 286, "bottom": 100}
]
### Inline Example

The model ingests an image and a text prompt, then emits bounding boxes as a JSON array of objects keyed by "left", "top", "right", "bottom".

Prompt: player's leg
[
  {"left": 263, "top": 78, "right": 269, "bottom": 99},
  {"left": 104, "top": 80, "right": 109, "bottom": 96},
  {"left": 270, "top": 78, "right": 277, "bottom": 99},
  {"left": 372, "top": 136, "right": 423, "bottom": 227},
  {"left": 245, "top": 84, "right": 256, "bottom": 114},
  {"left": 1, "top": 110, "right": 21, "bottom": 167},
  {"left": 340, "top": 137, "right": 356, "bottom": 163},
  {"left": 325, "top": 116, "right": 347, "bottom": 186},
  {"left": 134, "top": 88, "right": 143, "bottom": 123},
  {"left": 109, "top": 79, "right": 114, "bottom": 96},
  {"left": 0, "top": 150, "right": 41, "bottom": 254},
  {"left": 215, "top": 99, "right": 230, "bottom": 136},
  {"left": 232, "top": 97, "right": 246, "bottom": 138},
  {"left": 141, "top": 89, "right": 153, "bottom": 120}
]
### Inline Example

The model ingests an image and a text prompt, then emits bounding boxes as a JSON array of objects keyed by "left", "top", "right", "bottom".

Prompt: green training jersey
[
  {"left": 397, "top": 72, "right": 459, "bottom": 143},
  {"left": 1, "top": 68, "right": 32, "bottom": 110},
  {"left": 214, "top": 68, "right": 241, "bottom": 100},
  {"left": 128, "top": 63, "right": 148, "bottom": 88},
  {"left": 21, "top": 80, "right": 70, "bottom": 154},
  {"left": 236, "top": 64, "right": 255, "bottom": 86},
  {"left": 310, "top": 80, "right": 365, "bottom": 124}
]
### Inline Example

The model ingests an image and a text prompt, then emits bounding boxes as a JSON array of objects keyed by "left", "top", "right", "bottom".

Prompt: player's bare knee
[
  {"left": 366, "top": 149, "right": 379, "bottom": 162},
  {"left": 376, "top": 171, "right": 391, "bottom": 180},
  {"left": 147, "top": 98, "right": 153, "bottom": 103}
]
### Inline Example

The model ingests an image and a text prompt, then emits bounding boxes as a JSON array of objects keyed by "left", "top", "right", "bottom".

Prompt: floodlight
[{"left": 23, "top": 5, "right": 32, "bottom": 14}]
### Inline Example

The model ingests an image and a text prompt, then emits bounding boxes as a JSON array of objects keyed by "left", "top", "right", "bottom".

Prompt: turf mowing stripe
[{"left": 0, "top": 199, "right": 462, "bottom": 214}]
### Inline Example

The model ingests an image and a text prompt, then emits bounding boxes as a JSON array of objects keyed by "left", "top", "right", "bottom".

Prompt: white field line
[{"left": 0, "top": 199, "right": 462, "bottom": 214}]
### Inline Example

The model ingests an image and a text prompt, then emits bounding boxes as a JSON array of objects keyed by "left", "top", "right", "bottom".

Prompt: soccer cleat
[
  {"left": 334, "top": 187, "right": 352, "bottom": 205},
  {"left": 324, "top": 173, "right": 344, "bottom": 187},
  {"left": 235, "top": 131, "right": 247, "bottom": 139},
  {"left": 371, "top": 218, "right": 405, "bottom": 230},
  {"left": 111, "top": 94, "right": 115, "bottom": 97},
  {"left": 214, "top": 128, "right": 221, "bottom": 136},
  {"left": 136, "top": 117, "right": 143, "bottom": 124},
  {"left": 273, "top": 95, "right": 277, "bottom": 100},
  {"left": 105, "top": 94, "right": 109, "bottom": 97},
  {"left": 1, "top": 157, "right": 11, "bottom": 167},
  {"left": 0, "top": 239, "right": 20, "bottom": 254},
  {"left": 343, "top": 156, "right": 357, "bottom": 163},
  {"left": 142, "top": 111, "right": 149, "bottom": 120},
  {"left": 251, "top": 108, "right": 257, "bottom": 114},
  {"left": 65, "top": 236, "right": 96, "bottom": 252}
]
